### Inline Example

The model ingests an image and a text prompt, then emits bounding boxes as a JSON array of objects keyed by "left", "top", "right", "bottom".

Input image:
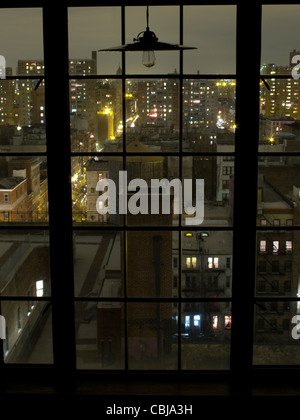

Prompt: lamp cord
[{"left": 146, "top": 5, "right": 149, "bottom": 29}]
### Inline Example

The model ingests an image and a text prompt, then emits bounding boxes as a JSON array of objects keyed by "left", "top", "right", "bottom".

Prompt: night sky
[{"left": 0, "top": 5, "right": 300, "bottom": 75}]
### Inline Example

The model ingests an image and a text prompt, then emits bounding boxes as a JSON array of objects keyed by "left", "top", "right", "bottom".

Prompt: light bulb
[{"left": 142, "top": 50, "right": 156, "bottom": 68}]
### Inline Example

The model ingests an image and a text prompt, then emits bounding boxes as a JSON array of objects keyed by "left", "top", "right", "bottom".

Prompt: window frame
[{"left": 2, "top": 0, "right": 298, "bottom": 395}]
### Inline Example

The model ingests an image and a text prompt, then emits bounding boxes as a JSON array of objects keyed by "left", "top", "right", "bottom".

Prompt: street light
[{"left": 98, "top": 5, "right": 197, "bottom": 68}]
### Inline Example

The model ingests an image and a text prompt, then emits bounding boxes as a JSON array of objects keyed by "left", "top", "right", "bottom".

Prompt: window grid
[
  {"left": 1, "top": 1, "right": 299, "bottom": 382},
  {"left": 69, "top": 4, "right": 235, "bottom": 371}
]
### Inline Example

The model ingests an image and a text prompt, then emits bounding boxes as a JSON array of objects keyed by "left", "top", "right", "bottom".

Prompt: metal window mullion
[
  {"left": 230, "top": 2, "right": 262, "bottom": 380},
  {"left": 177, "top": 4, "right": 184, "bottom": 372},
  {"left": 43, "top": 4, "right": 76, "bottom": 379},
  {"left": 121, "top": 4, "right": 129, "bottom": 372}
]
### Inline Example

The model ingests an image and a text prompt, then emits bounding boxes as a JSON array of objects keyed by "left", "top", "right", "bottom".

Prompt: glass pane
[
  {"left": 183, "top": 79, "right": 236, "bottom": 152},
  {"left": 0, "top": 156, "right": 48, "bottom": 224},
  {"left": 68, "top": 7, "right": 122, "bottom": 75},
  {"left": 181, "top": 302, "right": 231, "bottom": 370},
  {"left": 183, "top": 6, "right": 236, "bottom": 75},
  {"left": 125, "top": 79, "right": 179, "bottom": 152},
  {"left": 71, "top": 156, "right": 123, "bottom": 225},
  {"left": 183, "top": 156, "right": 234, "bottom": 227},
  {"left": 125, "top": 6, "right": 179, "bottom": 75},
  {"left": 182, "top": 230, "right": 233, "bottom": 298},
  {"left": 75, "top": 301, "right": 125, "bottom": 370},
  {"left": 1, "top": 300, "right": 53, "bottom": 364},
  {"left": 0, "top": 79, "right": 46, "bottom": 152},
  {"left": 125, "top": 155, "right": 179, "bottom": 227},
  {"left": 127, "top": 231, "right": 177, "bottom": 298},
  {"left": 127, "top": 303, "right": 177, "bottom": 370},
  {"left": 253, "top": 302, "right": 300, "bottom": 365},
  {"left": 72, "top": 155, "right": 181, "bottom": 226},
  {"left": 257, "top": 156, "right": 300, "bottom": 226},
  {"left": 73, "top": 231, "right": 123, "bottom": 298},
  {"left": 260, "top": 78, "right": 300, "bottom": 149},
  {"left": 0, "top": 9, "right": 44, "bottom": 76},
  {"left": 70, "top": 79, "right": 123, "bottom": 153},
  {"left": 261, "top": 6, "right": 300, "bottom": 75},
  {"left": 0, "top": 231, "right": 50, "bottom": 297},
  {"left": 256, "top": 231, "right": 300, "bottom": 298}
]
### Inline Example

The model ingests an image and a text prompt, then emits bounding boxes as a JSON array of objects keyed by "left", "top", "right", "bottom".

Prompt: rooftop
[{"left": 0, "top": 177, "right": 26, "bottom": 190}]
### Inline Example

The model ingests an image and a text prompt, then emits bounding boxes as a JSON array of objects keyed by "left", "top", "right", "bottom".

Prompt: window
[
  {"left": 258, "top": 260, "right": 267, "bottom": 273},
  {"left": 193, "top": 315, "right": 201, "bottom": 327},
  {"left": 272, "top": 241, "right": 279, "bottom": 253},
  {"left": 226, "top": 257, "right": 231, "bottom": 268},
  {"left": 285, "top": 261, "right": 292, "bottom": 272},
  {"left": 271, "top": 261, "right": 279, "bottom": 273},
  {"left": 4, "top": 1, "right": 300, "bottom": 394},
  {"left": 214, "top": 257, "right": 219, "bottom": 269},
  {"left": 225, "top": 316, "right": 232, "bottom": 329},
  {"left": 208, "top": 257, "right": 219, "bottom": 269},
  {"left": 184, "top": 315, "right": 190, "bottom": 329},
  {"left": 186, "top": 257, "right": 197, "bottom": 269},
  {"left": 259, "top": 240, "right": 267, "bottom": 253},
  {"left": 271, "top": 280, "right": 279, "bottom": 293},
  {"left": 285, "top": 240, "right": 293, "bottom": 252},
  {"left": 36, "top": 280, "right": 44, "bottom": 297},
  {"left": 213, "top": 316, "right": 218, "bottom": 329}
]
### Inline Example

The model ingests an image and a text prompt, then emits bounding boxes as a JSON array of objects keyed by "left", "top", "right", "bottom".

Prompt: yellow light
[{"left": 185, "top": 232, "right": 193, "bottom": 237}]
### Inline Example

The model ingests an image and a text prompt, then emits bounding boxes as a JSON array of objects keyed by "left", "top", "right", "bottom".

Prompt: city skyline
[{"left": 2, "top": 5, "right": 300, "bottom": 75}]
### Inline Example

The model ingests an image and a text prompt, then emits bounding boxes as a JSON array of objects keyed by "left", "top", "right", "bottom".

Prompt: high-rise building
[{"left": 261, "top": 61, "right": 300, "bottom": 119}]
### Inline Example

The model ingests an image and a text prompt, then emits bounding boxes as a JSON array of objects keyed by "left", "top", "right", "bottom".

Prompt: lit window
[
  {"left": 192, "top": 257, "right": 197, "bottom": 268},
  {"left": 36, "top": 280, "right": 44, "bottom": 297},
  {"left": 214, "top": 257, "right": 219, "bottom": 269},
  {"left": 286, "top": 241, "right": 293, "bottom": 252},
  {"left": 186, "top": 257, "right": 197, "bottom": 269},
  {"left": 208, "top": 257, "right": 219, "bottom": 269},
  {"left": 259, "top": 240, "right": 267, "bottom": 253},
  {"left": 193, "top": 315, "right": 201, "bottom": 327},
  {"left": 272, "top": 241, "right": 279, "bottom": 253},
  {"left": 185, "top": 316, "right": 190, "bottom": 329},
  {"left": 225, "top": 316, "right": 232, "bottom": 329},
  {"left": 213, "top": 316, "right": 218, "bottom": 329}
]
